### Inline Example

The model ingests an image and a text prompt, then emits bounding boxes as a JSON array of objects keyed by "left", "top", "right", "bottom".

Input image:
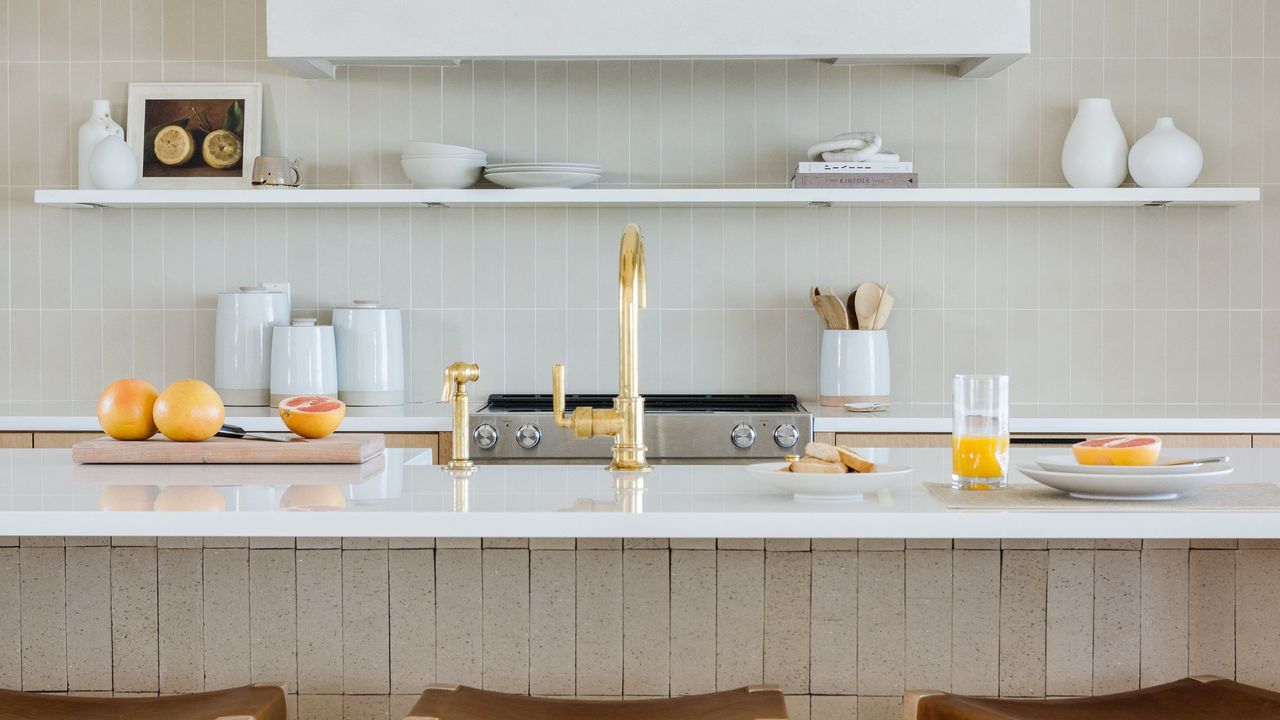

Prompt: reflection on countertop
[{"left": 1, "top": 447, "right": 1279, "bottom": 539}]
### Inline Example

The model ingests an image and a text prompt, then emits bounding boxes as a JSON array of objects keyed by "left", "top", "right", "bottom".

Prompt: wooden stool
[
  {"left": 0, "top": 684, "right": 286, "bottom": 720},
  {"left": 406, "top": 683, "right": 788, "bottom": 720},
  {"left": 904, "top": 676, "right": 1280, "bottom": 720}
]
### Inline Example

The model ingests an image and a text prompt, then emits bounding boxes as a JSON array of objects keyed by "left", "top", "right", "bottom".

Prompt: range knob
[
  {"left": 515, "top": 424, "right": 542, "bottom": 449},
  {"left": 773, "top": 423, "right": 800, "bottom": 449},
  {"left": 730, "top": 423, "right": 757, "bottom": 449},
  {"left": 472, "top": 424, "right": 499, "bottom": 450}
]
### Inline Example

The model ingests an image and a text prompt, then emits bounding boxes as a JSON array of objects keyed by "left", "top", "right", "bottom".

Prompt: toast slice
[
  {"left": 789, "top": 457, "right": 848, "bottom": 474},
  {"left": 803, "top": 441, "right": 842, "bottom": 464},
  {"left": 835, "top": 446, "right": 877, "bottom": 473}
]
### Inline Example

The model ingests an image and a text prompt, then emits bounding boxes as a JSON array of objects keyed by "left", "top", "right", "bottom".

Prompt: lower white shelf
[{"left": 33, "top": 186, "right": 1260, "bottom": 209}]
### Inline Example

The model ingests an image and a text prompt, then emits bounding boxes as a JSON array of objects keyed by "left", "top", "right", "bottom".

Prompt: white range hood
[{"left": 267, "top": 0, "right": 1030, "bottom": 79}]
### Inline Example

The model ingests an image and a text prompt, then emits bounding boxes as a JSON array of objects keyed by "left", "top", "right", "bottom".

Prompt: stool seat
[
  {"left": 906, "top": 677, "right": 1280, "bottom": 720},
  {"left": 406, "top": 684, "right": 788, "bottom": 720},
  {"left": 0, "top": 684, "right": 286, "bottom": 720}
]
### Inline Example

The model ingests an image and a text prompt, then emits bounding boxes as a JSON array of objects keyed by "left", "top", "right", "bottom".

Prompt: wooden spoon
[{"left": 852, "top": 282, "right": 883, "bottom": 330}]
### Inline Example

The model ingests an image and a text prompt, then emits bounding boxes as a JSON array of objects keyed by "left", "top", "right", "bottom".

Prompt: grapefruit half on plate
[{"left": 1072, "top": 435, "right": 1162, "bottom": 466}]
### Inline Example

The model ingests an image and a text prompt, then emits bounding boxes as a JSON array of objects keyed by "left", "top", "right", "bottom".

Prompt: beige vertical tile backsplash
[{"left": 1, "top": 0, "right": 1276, "bottom": 404}]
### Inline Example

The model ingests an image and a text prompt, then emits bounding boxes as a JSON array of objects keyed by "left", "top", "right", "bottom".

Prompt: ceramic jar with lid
[
  {"left": 332, "top": 300, "right": 405, "bottom": 406},
  {"left": 269, "top": 318, "right": 338, "bottom": 404},
  {"left": 214, "top": 285, "right": 291, "bottom": 406}
]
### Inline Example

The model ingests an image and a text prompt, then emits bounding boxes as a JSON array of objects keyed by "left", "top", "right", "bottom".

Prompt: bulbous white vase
[
  {"left": 1061, "top": 98, "right": 1128, "bottom": 188},
  {"left": 77, "top": 99, "right": 124, "bottom": 189},
  {"left": 1128, "top": 117, "right": 1203, "bottom": 188},
  {"left": 88, "top": 135, "right": 138, "bottom": 190}
]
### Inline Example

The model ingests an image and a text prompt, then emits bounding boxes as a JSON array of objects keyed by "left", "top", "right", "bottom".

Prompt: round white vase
[
  {"left": 1061, "top": 98, "right": 1129, "bottom": 188},
  {"left": 77, "top": 99, "right": 124, "bottom": 189},
  {"left": 88, "top": 135, "right": 138, "bottom": 190},
  {"left": 1127, "top": 116, "right": 1203, "bottom": 188}
]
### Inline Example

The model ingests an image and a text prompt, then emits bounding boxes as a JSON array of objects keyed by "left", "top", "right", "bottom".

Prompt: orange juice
[{"left": 952, "top": 435, "right": 1010, "bottom": 480}]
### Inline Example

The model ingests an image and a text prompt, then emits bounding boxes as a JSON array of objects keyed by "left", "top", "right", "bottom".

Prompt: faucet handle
[{"left": 552, "top": 364, "right": 571, "bottom": 429}]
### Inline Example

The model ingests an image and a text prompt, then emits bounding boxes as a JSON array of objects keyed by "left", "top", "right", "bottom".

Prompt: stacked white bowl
[{"left": 401, "top": 142, "right": 487, "bottom": 189}]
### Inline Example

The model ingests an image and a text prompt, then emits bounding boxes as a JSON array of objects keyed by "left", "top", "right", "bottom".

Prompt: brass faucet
[
  {"left": 440, "top": 361, "right": 480, "bottom": 470},
  {"left": 552, "top": 223, "right": 649, "bottom": 472}
]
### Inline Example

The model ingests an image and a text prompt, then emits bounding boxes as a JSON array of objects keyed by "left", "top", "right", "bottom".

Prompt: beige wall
[
  {"left": 5, "top": 536, "right": 1279, "bottom": 719},
  {"left": 6, "top": 0, "right": 1280, "bottom": 405}
]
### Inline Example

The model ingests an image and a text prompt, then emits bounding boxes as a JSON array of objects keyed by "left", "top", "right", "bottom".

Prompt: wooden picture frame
[{"left": 126, "top": 82, "right": 263, "bottom": 189}]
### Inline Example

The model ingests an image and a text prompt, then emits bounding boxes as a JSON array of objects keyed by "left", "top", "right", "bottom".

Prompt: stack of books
[{"left": 791, "top": 161, "right": 917, "bottom": 189}]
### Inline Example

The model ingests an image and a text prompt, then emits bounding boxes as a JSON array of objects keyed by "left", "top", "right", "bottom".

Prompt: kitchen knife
[{"left": 216, "top": 424, "right": 302, "bottom": 442}]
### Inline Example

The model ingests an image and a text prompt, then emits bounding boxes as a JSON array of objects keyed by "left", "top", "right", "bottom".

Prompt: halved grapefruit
[
  {"left": 1072, "top": 435, "right": 1162, "bottom": 466},
  {"left": 278, "top": 395, "right": 346, "bottom": 439}
]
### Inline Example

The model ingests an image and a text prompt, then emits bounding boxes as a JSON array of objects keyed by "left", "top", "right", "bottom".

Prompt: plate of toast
[{"left": 746, "top": 441, "right": 910, "bottom": 501}]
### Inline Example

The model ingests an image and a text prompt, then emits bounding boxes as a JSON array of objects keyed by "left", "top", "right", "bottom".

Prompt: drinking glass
[{"left": 952, "top": 374, "right": 1009, "bottom": 490}]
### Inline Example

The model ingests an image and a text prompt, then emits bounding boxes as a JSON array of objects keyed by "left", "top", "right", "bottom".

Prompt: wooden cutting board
[{"left": 71, "top": 434, "right": 384, "bottom": 464}]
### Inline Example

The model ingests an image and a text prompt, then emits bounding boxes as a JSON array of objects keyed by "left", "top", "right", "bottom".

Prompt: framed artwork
[{"left": 126, "top": 82, "right": 263, "bottom": 188}]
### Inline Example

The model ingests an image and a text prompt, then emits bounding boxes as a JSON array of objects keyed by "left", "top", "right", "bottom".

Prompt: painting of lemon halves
[{"left": 126, "top": 83, "right": 263, "bottom": 188}]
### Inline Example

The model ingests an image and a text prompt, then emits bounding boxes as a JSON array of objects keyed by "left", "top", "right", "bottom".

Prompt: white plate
[
  {"left": 1016, "top": 464, "right": 1233, "bottom": 501},
  {"left": 485, "top": 162, "right": 601, "bottom": 171},
  {"left": 1036, "top": 455, "right": 1212, "bottom": 475},
  {"left": 485, "top": 171, "right": 601, "bottom": 189},
  {"left": 747, "top": 462, "right": 911, "bottom": 502}
]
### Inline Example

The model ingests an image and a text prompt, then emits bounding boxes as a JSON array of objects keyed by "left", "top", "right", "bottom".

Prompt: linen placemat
[{"left": 924, "top": 482, "right": 1280, "bottom": 511}]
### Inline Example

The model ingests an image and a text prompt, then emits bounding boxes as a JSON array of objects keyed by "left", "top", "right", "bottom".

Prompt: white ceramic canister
[
  {"left": 332, "top": 300, "right": 405, "bottom": 406},
  {"left": 1128, "top": 116, "right": 1203, "bottom": 188},
  {"left": 270, "top": 319, "right": 338, "bottom": 405},
  {"left": 818, "top": 329, "right": 891, "bottom": 406},
  {"left": 214, "top": 285, "right": 291, "bottom": 406},
  {"left": 1061, "top": 98, "right": 1129, "bottom": 189},
  {"left": 78, "top": 99, "right": 124, "bottom": 189}
]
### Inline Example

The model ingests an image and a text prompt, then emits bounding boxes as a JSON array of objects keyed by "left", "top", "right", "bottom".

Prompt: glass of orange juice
[{"left": 952, "top": 374, "right": 1009, "bottom": 490}]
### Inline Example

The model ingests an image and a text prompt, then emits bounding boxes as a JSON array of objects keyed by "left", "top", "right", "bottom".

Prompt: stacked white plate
[
  {"left": 401, "top": 142, "right": 487, "bottom": 189},
  {"left": 1017, "top": 456, "right": 1232, "bottom": 501},
  {"left": 484, "top": 162, "right": 602, "bottom": 189}
]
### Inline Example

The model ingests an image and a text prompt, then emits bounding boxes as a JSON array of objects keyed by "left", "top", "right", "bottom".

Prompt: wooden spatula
[
  {"left": 852, "top": 282, "right": 883, "bottom": 330},
  {"left": 870, "top": 283, "right": 894, "bottom": 330}
]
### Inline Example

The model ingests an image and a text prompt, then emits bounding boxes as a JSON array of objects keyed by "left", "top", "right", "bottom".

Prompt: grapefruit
[
  {"left": 278, "top": 395, "right": 346, "bottom": 439},
  {"left": 1073, "top": 435, "right": 1162, "bottom": 466},
  {"left": 97, "top": 378, "right": 159, "bottom": 440},
  {"left": 153, "top": 124, "right": 196, "bottom": 166},
  {"left": 153, "top": 380, "right": 225, "bottom": 442}
]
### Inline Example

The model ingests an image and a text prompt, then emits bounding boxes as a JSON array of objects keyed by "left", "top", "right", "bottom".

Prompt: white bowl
[
  {"left": 402, "top": 156, "right": 485, "bottom": 189},
  {"left": 402, "top": 141, "right": 485, "bottom": 157}
]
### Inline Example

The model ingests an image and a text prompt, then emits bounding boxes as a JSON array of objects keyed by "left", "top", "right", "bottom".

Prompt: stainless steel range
[{"left": 469, "top": 394, "right": 813, "bottom": 463}]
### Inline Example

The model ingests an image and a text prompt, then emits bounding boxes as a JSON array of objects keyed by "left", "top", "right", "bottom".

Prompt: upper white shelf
[
  {"left": 34, "top": 187, "right": 1261, "bottom": 210},
  {"left": 268, "top": 0, "right": 1031, "bottom": 79}
]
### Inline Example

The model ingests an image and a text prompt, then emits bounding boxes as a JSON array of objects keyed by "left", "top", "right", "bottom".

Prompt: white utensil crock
[
  {"left": 270, "top": 319, "right": 338, "bottom": 405},
  {"left": 1061, "top": 98, "right": 1129, "bottom": 188},
  {"left": 819, "top": 330, "right": 890, "bottom": 406},
  {"left": 214, "top": 285, "right": 290, "bottom": 406},
  {"left": 332, "top": 301, "right": 405, "bottom": 406}
]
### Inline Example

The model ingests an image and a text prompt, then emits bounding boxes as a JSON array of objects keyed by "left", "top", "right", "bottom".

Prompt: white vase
[
  {"left": 1128, "top": 117, "right": 1203, "bottom": 188},
  {"left": 1061, "top": 98, "right": 1129, "bottom": 188},
  {"left": 88, "top": 135, "right": 138, "bottom": 190},
  {"left": 77, "top": 100, "right": 124, "bottom": 189}
]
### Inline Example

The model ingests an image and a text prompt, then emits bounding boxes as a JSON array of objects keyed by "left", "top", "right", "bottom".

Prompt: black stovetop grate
[{"left": 483, "top": 394, "right": 803, "bottom": 413}]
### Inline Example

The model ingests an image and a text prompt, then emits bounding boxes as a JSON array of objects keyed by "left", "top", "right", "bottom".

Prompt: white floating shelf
[{"left": 34, "top": 187, "right": 1260, "bottom": 210}]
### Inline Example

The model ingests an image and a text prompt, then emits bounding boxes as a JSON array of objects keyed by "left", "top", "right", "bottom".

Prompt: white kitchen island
[{"left": 2, "top": 448, "right": 1279, "bottom": 539}]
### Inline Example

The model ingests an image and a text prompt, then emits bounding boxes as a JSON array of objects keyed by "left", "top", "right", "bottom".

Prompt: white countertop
[
  {"left": 2, "top": 447, "right": 1278, "bottom": 539},
  {"left": 4, "top": 402, "right": 1280, "bottom": 435}
]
